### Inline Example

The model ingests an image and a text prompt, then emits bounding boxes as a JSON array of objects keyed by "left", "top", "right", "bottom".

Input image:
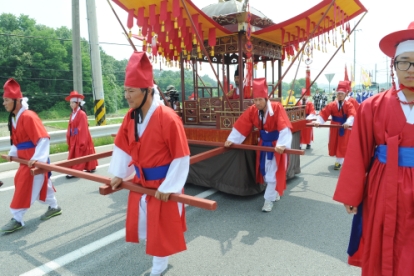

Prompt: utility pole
[
  {"left": 86, "top": 0, "right": 106, "bottom": 126},
  {"left": 72, "top": 0, "right": 83, "bottom": 94}
]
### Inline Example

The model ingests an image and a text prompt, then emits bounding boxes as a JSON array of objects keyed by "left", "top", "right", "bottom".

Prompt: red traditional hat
[
  {"left": 252, "top": 78, "right": 268, "bottom": 99},
  {"left": 379, "top": 22, "right": 414, "bottom": 57},
  {"left": 125, "top": 52, "right": 153, "bottom": 88},
  {"left": 336, "top": 81, "right": 349, "bottom": 93},
  {"left": 65, "top": 91, "right": 85, "bottom": 101},
  {"left": 3, "top": 78, "right": 23, "bottom": 99}
]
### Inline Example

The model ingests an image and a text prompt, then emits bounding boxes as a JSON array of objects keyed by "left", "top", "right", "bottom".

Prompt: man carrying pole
[
  {"left": 312, "top": 80, "right": 356, "bottom": 170},
  {"left": 224, "top": 78, "right": 292, "bottom": 212},
  {"left": 108, "top": 52, "right": 190, "bottom": 276},
  {"left": 1, "top": 78, "right": 61, "bottom": 233}
]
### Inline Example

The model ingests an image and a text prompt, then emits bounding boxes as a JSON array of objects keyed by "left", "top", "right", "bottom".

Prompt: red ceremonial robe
[
  {"left": 233, "top": 101, "right": 292, "bottom": 196},
  {"left": 11, "top": 110, "right": 50, "bottom": 208},
  {"left": 334, "top": 89, "right": 414, "bottom": 276},
  {"left": 300, "top": 101, "right": 316, "bottom": 145},
  {"left": 115, "top": 105, "right": 190, "bottom": 257},
  {"left": 319, "top": 101, "right": 356, "bottom": 158},
  {"left": 66, "top": 109, "right": 97, "bottom": 171}
]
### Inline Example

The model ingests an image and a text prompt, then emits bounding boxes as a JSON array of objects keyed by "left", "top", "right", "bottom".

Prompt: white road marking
[{"left": 19, "top": 189, "right": 218, "bottom": 276}]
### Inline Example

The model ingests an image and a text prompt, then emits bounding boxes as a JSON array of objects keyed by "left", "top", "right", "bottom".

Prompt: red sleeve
[
  {"left": 114, "top": 110, "right": 133, "bottom": 155},
  {"left": 233, "top": 107, "right": 255, "bottom": 137},
  {"left": 319, "top": 102, "right": 333, "bottom": 121},
  {"left": 333, "top": 100, "right": 376, "bottom": 206},
  {"left": 23, "top": 111, "right": 49, "bottom": 145}
]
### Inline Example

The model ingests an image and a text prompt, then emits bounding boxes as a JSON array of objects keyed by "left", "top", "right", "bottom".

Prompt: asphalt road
[{"left": 0, "top": 127, "right": 360, "bottom": 276}]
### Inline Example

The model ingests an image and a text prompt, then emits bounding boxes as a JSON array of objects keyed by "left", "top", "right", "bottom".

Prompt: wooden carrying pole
[
  {"left": 188, "top": 140, "right": 305, "bottom": 155},
  {"left": 306, "top": 123, "right": 350, "bottom": 129},
  {"left": 1, "top": 155, "right": 216, "bottom": 211}
]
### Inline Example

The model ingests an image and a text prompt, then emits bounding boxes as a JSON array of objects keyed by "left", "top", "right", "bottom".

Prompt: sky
[{"left": 0, "top": 0, "right": 412, "bottom": 89}]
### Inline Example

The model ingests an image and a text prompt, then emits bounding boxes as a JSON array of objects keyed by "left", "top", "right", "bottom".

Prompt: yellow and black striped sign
[{"left": 94, "top": 99, "right": 106, "bottom": 126}]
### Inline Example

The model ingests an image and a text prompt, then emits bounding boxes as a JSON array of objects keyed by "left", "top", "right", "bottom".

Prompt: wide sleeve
[
  {"left": 318, "top": 103, "right": 333, "bottom": 122},
  {"left": 227, "top": 128, "right": 246, "bottom": 144},
  {"left": 158, "top": 156, "right": 190, "bottom": 193},
  {"left": 113, "top": 113, "right": 132, "bottom": 155},
  {"left": 31, "top": 138, "right": 50, "bottom": 162},
  {"left": 333, "top": 101, "right": 376, "bottom": 206},
  {"left": 344, "top": 101, "right": 356, "bottom": 126},
  {"left": 23, "top": 112, "right": 49, "bottom": 143},
  {"left": 108, "top": 145, "right": 134, "bottom": 179},
  {"left": 276, "top": 127, "right": 292, "bottom": 149},
  {"left": 232, "top": 108, "right": 255, "bottom": 137}
]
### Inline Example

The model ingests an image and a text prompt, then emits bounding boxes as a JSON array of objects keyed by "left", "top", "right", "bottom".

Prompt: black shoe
[
  {"left": 66, "top": 175, "right": 75, "bottom": 179},
  {"left": 87, "top": 169, "right": 96, "bottom": 173},
  {"left": 0, "top": 181, "right": 3, "bottom": 187},
  {"left": 306, "top": 144, "right": 311, "bottom": 149}
]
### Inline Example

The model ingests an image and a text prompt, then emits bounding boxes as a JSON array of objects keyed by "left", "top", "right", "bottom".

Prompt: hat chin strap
[
  {"left": 130, "top": 90, "right": 149, "bottom": 142},
  {"left": 7, "top": 99, "right": 17, "bottom": 145}
]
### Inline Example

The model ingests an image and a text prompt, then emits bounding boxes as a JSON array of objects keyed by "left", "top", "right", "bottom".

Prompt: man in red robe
[
  {"left": 1, "top": 78, "right": 61, "bottom": 233},
  {"left": 299, "top": 88, "right": 316, "bottom": 150},
  {"left": 333, "top": 22, "right": 414, "bottom": 276},
  {"left": 312, "top": 81, "right": 356, "bottom": 170},
  {"left": 224, "top": 78, "right": 292, "bottom": 212},
  {"left": 108, "top": 52, "right": 190, "bottom": 276},
  {"left": 65, "top": 91, "right": 97, "bottom": 178}
]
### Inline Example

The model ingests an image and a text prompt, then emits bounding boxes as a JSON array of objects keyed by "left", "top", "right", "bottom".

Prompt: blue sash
[
  {"left": 331, "top": 115, "right": 347, "bottom": 136},
  {"left": 134, "top": 164, "right": 170, "bottom": 181},
  {"left": 70, "top": 127, "right": 79, "bottom": 136},
  {"left": 259, "top": 130, "right": 279, "bottom": 177},
  {"left": 16, "top": 141, "right": 35, "bottom": 150},
  {"left": 374, "top": 145, "right": 414, "bottom": 167}
]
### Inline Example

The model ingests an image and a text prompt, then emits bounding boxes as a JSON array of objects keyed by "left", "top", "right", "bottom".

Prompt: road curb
[{"left": 0, "top": 144, "right": 114, "bottom": 173}]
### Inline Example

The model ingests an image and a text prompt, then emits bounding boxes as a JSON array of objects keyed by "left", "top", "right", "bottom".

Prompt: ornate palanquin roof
[
  {"left": 252, "top": 0, "right": 367, "bottom": 46},
  {"left": 112, "top": 0, "right": 367, "bottom": 61}
]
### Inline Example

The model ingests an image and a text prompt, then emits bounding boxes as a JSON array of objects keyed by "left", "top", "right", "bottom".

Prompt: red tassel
[
  {"left": 172, "top": 0, "right": 180, "bottom": 18},
  {"left": 127, "top": 9, "right": 134, "bottom": 29},
  {"left": 191, "top": 14, "right": 199, "bottom": 38},
  {"left": 160, "top": 1, "right": 167, "bottom": 21},
  {"left": 149, "top": 5, "right": 156, "bottom": 26},
  {"left": 137, "top": 7, "right": 145, "bottom": 26},
  {"left": 142, "top": 17, "right": 148, "bottom": 37},
  {"left": 209, "top": 28, "right": 216, "bottom": 47}
]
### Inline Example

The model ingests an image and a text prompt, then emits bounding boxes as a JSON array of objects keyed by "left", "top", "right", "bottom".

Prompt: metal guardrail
[{"left": 0, "top": 124, "right": 120, "bottom": 152}]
